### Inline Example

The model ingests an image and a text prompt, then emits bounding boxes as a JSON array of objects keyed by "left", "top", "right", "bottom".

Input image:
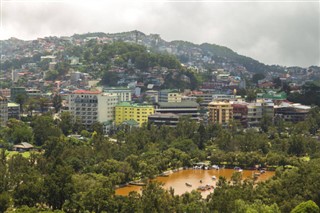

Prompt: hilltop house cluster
[{"left": 0, "top": 32, "right": 317, "bottom": 133}]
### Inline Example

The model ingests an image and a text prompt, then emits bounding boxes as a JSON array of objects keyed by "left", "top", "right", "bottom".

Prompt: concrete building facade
[
  {"left": 159, "top": 89, "right": 182, "bottom": 103},
  {"left": 208, "top": 100, "right": 233, "bottom": 125},
  {"left": 115, "top": 102, "right": 154, "bottom": 127},
  {"left": 0, "top": 96, "right": 8, "bottom": 126}
]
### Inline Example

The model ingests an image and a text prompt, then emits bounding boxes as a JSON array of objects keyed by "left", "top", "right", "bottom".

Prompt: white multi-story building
[
  {"left": 104, "top": 88, "right": 132, "bottom": 102},
  {"left": 66, "top": 90, "right": 119, "bottom": 131}
]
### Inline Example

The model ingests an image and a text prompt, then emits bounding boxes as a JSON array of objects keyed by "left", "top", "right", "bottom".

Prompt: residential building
[
  {"left": 8, "top": 102, "right": 20, "bottom": 120},
  {"left": 257, "top": 99, "right": 275, "bottom": 118},
  {"left": 208, "top": 100, "right": 233, "bottom": 125},
  {"left": 66, "top": 90, "right": 119, "bottom": 130},
  {"left": 70, "top": 71, "right": 82, "bottom": 83},
  {"left": 190, "top": 92, "right": 215, "bottom": 106},
  {"left": 145, "top": 90, "right": 159, "bottom": 103},
  {"left": 0, "top": 89, "right": 10, "bottom": 98},
  {"left": 212, "top": 94, "right": 236, "bottom": 101},
  {"left": 155, "top": 101, "right": 200, "bottom": 121},
  {"left": 115, "top": 102, "right": 154, "bottom": 127},
  {"left": 247, "top": 102, "right": 263, "bottom": 127},
  {"left": 104, "top": 87, "right": 132, "bottom": 102},
  {"left": 0, "top": 96, "right": 8, "bottom": 126},
  {"left": 159, "top": 89, "right": 182, "bottom": 102},
  {"left": 232, "top": 103, "right": 248, "bottom": 127},
  {"left": 97, "top": 93, "right": 119, "bottom": 124},
  {"left": 26, "top": 89, "right": 41, "bottom": 97}
]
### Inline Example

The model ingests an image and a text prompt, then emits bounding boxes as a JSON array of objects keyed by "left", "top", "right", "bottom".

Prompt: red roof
[{"left": 72, "top": 90, "right": 101, "bottom": 94}]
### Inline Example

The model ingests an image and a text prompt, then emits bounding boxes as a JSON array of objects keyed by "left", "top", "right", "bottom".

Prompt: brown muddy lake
[{"left": 115, "top": 169, "right": 275, "bottom": 197}]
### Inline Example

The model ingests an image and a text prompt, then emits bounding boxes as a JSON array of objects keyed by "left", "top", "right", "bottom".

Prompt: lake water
[{"left": 115, "top": 169, "right": 275, "bottom": 197}]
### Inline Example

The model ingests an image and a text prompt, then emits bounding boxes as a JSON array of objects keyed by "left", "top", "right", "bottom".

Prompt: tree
[
  {"left": 291, "top": 200, "right": 320, "bottom": 213},
  {"left": 234, "top": 199, "right": 280, "bottom": 213},
  {"left": 13, "top": 171, "right": 44, "bottom": 207},
  {"left": 100, "top": 71, "right": 119, "bottom": 86},
  {"left": 32, "top": 116, "right": 62, "bottom": 146},
  {"left": 3, "top": 119, "right": 33, "bottom": 144},
  {"left": 69, "top": 173, "right": 116, "bottom": 213},
  {"left": 58, "top": 112, "right": 74, "bottom": 136},
  {"left": 0, "top": 192, "right": 10, "bottom": 213},
  {"left": 252, "top": 73, "right": 265, "bottom": 84},
  {"left": 38, "top": 97, "right": 50, "bottom": 113},
  {"left": 44, "top": 164, "right": 74, "bottom": 210},
  {"left": 141, "top": 182, "right": 175, "bottom": 213},
  {"left": 15, "top": 93, "right": 27, "bottom": 113},
  {"left": 260, "top": 115, "right": 273, "bottom": 133},
  {"left": 245, "top": 89, "right": 256, "bottom": 102},
  {"left": 52, "top": 94, "right": 62, "bottom": 113}
]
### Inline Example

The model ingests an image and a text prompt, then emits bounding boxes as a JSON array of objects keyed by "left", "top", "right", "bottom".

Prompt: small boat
[
  {"left": 197, "top": 185, "right": 214, "bottom": 191},
  {"left": 212, "top": 165, "right": 220, "bottom": 170},
  {"left": 260, "top": 169, "right": 266, "bottom": 174},
  {"left": 212, "top": 175, "right": 217, "bottom": 180},
  {"left": 197, "top": 186, "right": 206, "bottom": 191},
  {"left": 129, "top": 181, "right": 147, "bottom": 186},
  {"left": 185, "top": 182, "right": 192, "bottom": 187},
  {"left": 205, "top": 184, "right": 214, "bottom": 190},
  {"left": 234, "top": 167, "right": 243, "bottom": 172}
]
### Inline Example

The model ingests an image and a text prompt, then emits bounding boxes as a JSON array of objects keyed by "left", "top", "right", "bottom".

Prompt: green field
[{"left": 5, "top": 150, "right": 32, "bottom": 158}]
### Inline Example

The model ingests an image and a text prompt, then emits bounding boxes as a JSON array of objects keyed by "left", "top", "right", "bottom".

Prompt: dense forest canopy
[{"left": 0, "top": 109, "right": 320, "bottom": 212}]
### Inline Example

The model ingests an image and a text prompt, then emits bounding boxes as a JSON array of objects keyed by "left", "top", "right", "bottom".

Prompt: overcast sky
[{"left": 1, "top": 0, "right": 319, "bottom": 67}]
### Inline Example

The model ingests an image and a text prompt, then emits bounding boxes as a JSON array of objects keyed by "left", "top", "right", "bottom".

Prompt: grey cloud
[{"left": 1, "top": 1, "right": 319, "bottom": 67}]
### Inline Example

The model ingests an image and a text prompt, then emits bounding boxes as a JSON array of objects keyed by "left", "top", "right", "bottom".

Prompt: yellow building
[
  {"left": 115, "top": 102, "right": 154, "bottom": 127},
  {"left": 208, "top": 100, "right": 233, "bottom": 125}
]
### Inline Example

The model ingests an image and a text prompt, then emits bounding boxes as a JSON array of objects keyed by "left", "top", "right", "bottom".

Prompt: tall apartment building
[
  {"left": 208, "top": 100, "right": 233, "bottom": 125},
  {"left": 8, "top": 102, "right": 20, "bottom": 120},
  {"left": 66, "top": 90, "right": 119, "bottom": 129},
  {"left": 159, "top": 89, "right": 182, "bottom": 103},
  {"left": 115, "top": 102, "right": 154, "bottom": 127},
  {"left": 104, "top": 88, "right": 132, "bottom": 102},
  {"left": 232, "top": 103, "right": 248, "bottom": 127},
  {"left": 257, "top": 99, "right": 275, "bottom": 118},
  {"left": 247, "top": 102, "right": 263, "bottom": 127},
  {"left": 0, "top": 96, "right": 8, "bottom": 126}
]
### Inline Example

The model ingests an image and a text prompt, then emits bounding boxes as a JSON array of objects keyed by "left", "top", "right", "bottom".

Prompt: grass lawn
[{"left": 5, "top": 150, "right": 33, "bottom": 158}]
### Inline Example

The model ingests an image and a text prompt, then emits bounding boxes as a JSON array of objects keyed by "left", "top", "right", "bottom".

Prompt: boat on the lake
[
  {"left": 129, "top": 181, "right": 147, "bottom": 186},
  {"left": 212, "top": 175, "right": 217, "bottom": 180},
  {"left": 197, "top": 185, "right": 214, "bottom": 191},
  {"left": 234, "top": 167, "right": 243, "bottom": 172},
  {"left": 212, "top": 165, "right": 220, "bottom": 170},
  {"left": 185, "top": 182, "right": 192, "bottom": 187}
]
